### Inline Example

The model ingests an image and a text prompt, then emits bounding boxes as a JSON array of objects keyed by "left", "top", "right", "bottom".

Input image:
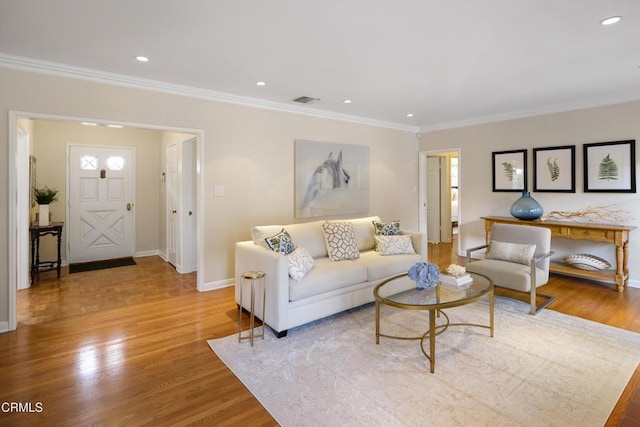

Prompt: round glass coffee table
[{"left": 373, "top": 272, "right": 494, "bottom": 373}]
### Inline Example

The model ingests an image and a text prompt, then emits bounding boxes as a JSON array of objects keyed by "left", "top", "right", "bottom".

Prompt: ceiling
[{"left": 1, "top": 0, "right": 639, "bottom": 131}]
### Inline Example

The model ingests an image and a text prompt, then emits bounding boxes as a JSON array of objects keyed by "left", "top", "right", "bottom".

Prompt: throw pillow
[
  {"left": 322, "top": 222, "right": 359, "bottom": 261},
  {"left": 374, "top": 235, "right": 416, "bottom": 255},
  {"left": 373, "top": 220, "right": 401, "bottom": 236},
  {"left": 265, "top": 229, "right": 296, "bottom": 255},
  {"left": 287, "top": 246, "right": 315, "bottom": 280},
  {"left": 486, "top": 240, "right": 536, "bottom": 265}
]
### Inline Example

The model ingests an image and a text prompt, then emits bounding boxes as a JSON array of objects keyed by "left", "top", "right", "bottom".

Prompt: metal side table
[{"left": 238, "top": 271, "right": 266, "bottom": 346}]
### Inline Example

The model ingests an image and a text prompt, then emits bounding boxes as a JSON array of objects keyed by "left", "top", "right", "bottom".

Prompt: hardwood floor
[{"left": 1, "top": 245, "right": 639, "bottom": 426}]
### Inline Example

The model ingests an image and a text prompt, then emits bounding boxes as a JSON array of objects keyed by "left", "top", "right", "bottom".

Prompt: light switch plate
[{"left": 214, "top": 185, "right": 225, "bottom": 197}]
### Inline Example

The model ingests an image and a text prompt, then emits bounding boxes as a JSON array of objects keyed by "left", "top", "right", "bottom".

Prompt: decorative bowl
[{"left": 563, "top": 253, "right": 612, "bottom": 271}]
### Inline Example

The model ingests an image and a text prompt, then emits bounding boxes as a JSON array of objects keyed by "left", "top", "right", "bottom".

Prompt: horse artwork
[{"left": 295, "top": 140, "right": 369, "bottom": 218}]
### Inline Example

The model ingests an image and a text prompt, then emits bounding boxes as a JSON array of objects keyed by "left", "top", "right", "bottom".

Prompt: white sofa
[{"left": 235, "top": 216, "right": 425, "bottom": 337}]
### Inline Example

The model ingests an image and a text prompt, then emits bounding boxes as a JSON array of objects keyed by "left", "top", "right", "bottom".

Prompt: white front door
[{"left": 68, "top": 145, "right": 135, "bottom": 263}]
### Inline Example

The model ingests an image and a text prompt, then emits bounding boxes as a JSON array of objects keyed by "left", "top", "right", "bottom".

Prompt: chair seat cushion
[{"left": 466, "top": 259, "right": 546, "bottom": 292}]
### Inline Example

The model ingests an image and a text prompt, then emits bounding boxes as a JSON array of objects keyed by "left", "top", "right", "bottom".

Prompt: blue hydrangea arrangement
[{"left": 408, "top": 262, "right": 440, "bottom": 288}]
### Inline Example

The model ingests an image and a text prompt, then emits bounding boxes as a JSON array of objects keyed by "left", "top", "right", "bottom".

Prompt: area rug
[
  {"left": 208, "top": 297, "right": 640, "bottom": 426},
  {"left": 69, "top": 257, "right": 137, "bottom": 274}
]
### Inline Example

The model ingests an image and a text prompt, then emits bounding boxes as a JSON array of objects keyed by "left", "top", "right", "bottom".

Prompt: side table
[
  {"left": 238, "top": 271, "right": 266, "bottom": 346},
  {"left": 30, "top": 221, "right": 64, "bottom": 284}
]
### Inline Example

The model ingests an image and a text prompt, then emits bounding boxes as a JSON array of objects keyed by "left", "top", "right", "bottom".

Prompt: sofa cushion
[
  {"left": 289, "top": 257, "right": 367, "bottom": 301},
  {"left": 344, "top": 216, "right": 380, "bottom": 251},
  {"left": 286, "top": 221, "right": 327, "bottom": 259},
  {"left": 375, "top": 235, "right": 416, "bottom": 255},
  {"left": 373, "top": 220, "right": 401, "bottom": 236},
  {"left": 287, "top": 246, "right": 315, "bottom": 280},
  {"left": 466, "top": 259, "right": 546, "bottom": 292},
  {"left": 322, "top": 222, "right": 360, "bottom": 261},
  {"left": 359, "top": 250, "right": 422, "bottom": 282},
  {"left": 251, "top": 225, "right": 284, "bottom": 248},
  {"left": 265, "top": 229, "right": 296, "bottom": 255}
]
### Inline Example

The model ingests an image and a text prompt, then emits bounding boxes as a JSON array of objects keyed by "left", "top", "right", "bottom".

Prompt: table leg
[
  {"left": 429, "top": 309, "right": 436, "bottom": 373},
  {"left": 56, "top": 228, "right": 62, "bottom": 278},
  {"left": 375, "top": 301, "right": 380, "bottom": 344},
  {"left": 30, "top": 233, "right": 36, "bottom": 284}
]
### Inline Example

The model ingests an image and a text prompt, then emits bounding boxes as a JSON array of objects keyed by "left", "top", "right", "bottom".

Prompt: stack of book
[{"left": 439, "top": 273, "right": 472, "bottom": 286}]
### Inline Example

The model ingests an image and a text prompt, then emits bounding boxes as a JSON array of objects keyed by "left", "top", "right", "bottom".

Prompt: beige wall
[
  {"left": 0, "top": 67, "right": 419, "bottom": 329},
  {"left": 30, "top": 120, "right": 163, "bottom": 261},
  {"left": 419, "top": 101, "right": 640, "bottom": 285}
]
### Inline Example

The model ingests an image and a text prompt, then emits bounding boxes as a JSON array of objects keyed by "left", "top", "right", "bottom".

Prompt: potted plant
[{"left": 33, "top": 186, "right": 59, "bottom": 226}]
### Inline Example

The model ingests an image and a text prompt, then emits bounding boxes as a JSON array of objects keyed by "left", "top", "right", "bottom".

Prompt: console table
[
  {"left": 481, "top": 216, "right": 635, "bottom": 292},
  {"left": 30, "top": 221, "right": 64, "bottom": 284}
]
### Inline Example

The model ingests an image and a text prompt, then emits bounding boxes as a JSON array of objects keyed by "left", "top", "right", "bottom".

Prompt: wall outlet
[{"left": 214, "top": 186, "right": 225, "bottom": 197}]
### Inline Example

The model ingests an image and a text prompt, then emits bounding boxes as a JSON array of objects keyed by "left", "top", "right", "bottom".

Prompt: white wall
[
  {"left": 0, "top": 67, "right": 420, "bottom": 329},
  {"left": 419, "top": 101, "right": 640, "bottom": 286}
]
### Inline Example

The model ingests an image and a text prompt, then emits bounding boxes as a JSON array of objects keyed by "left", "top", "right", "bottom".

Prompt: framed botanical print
[
  {"left": 583, "top": 140, "right": 636, "bottom": 193},
  {"left": 533, "top": 145, "right": 575, "bottom": 192},
  {"left": 492, "top": 149, "right": 527, "bottom": 192}
]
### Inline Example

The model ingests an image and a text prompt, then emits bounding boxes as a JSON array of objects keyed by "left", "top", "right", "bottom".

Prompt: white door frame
[
  {"left": 7, "top": 111, "right": 206, "bottom": 332},
  {"left": 16, "top": 126, "right": 31, "bottom": 290},
  {"left": 419, "top": 148, "right": 462, "bottom": 253}
]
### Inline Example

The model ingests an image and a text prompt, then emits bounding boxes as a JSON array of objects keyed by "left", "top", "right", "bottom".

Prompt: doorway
[
  {"left": 420, "top": 149, "right": 461, "bottom": 250},
  {"left": 8, "top": 111, "right": 205, "bottom": 331}
]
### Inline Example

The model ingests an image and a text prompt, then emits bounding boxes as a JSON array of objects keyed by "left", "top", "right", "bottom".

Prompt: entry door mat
[{"left": 69, "top": 257, "right": 137, "bottom": 274}]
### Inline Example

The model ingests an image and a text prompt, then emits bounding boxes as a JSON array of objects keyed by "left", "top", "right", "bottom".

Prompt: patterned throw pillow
[
  {"left": 322, "top": 222, "right": 360, "bottom": 261},
  {"left": 374, "top": 235, "right": 416, "bottom": 255},
  {"left": 486, "top": 240, "right": 536, "bottom": 265},
  {"left": 287, "top": 246, "right": 315, "bottom": 280},
  {"left": 373, "top": 220, "right": 401, "bottom": 236},
  {"left": 265, "top": 229, "right": 296, "bottom": 255}
]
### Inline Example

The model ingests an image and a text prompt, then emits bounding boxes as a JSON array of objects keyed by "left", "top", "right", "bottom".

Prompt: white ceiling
[{"left": 1, "top": 0, "right": 639, "bottom": 131}]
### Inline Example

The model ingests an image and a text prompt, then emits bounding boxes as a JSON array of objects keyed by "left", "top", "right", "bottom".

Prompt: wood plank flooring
[{"left": 1, "top": 242, "right": 639, "bottom": 426}]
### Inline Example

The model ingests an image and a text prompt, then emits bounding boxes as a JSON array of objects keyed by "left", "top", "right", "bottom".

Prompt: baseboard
[
  {"left": 0, "top": 321, "right": 9, "bottom": 333},
  {"left": 628, "top": 279, "right": 640, "bottom": 289},
  {"left": 135, "top": 250, "right": 160, "bottom": 258},
  {"left": 200, "top": 278, "right": 234, "bottom": 292}
]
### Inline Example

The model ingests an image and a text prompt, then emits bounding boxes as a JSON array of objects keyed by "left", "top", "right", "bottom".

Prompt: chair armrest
[
  {"left": 466, "top": 244, "right": 489, "bottom": 263},
  {"left": 532, "top": 251, "right": 554, "bottom": 263}
]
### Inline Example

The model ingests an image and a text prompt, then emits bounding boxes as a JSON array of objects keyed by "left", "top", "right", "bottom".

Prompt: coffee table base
[{"left": 376, "top": 296, "right": 494, "bottom": 373}]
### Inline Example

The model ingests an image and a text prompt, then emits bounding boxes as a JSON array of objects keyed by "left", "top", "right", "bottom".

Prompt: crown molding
[
  {"left": 419, "top": 95, "right": 640, "bottom": 133},
  {"left": 0, "top": 53, "right": 419, "bottom": 133}
]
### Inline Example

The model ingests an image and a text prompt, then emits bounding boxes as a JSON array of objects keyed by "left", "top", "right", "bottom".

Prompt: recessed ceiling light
[
  {"left": 256, "top": 81, "right": 266, "bottom": 86},
  {"left": 107, "top": 124, "right": 124, "bottom": 128},
  {"left": 135, "top": 56, "right": 150, "bottom": 62},
  {"left": 81, "top": 122, "right": 98, "bottom": 126},
  {"left": 406, "top": 113, "right": 414, "bottom": 117},
  {"left": 600, "top": 16, "right": 622, "bottom": 26},
  {"left": 343, "top": 99, "right": 352, "bottom": 104}
]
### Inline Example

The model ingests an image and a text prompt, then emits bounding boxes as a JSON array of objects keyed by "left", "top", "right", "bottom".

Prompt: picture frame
[
  {"left": 295, "top": 139, "right": 370, "bottom": 218},
  {"left": 533, "top": 145, "right": 575, "bottom": 192},
  {"left": 583, "top": 140, "right": 636, "bottom": 193},
  {"left": 492, "top": 149, "right": 527, "bottom": 192}
]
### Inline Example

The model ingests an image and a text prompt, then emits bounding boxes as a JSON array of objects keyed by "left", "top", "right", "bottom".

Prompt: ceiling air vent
[{"left": 292, "top": 96, "right": 321, "bottom": 104}]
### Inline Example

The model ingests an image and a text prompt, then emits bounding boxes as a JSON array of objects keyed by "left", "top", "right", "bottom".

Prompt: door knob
[
  {"left": 127, "top": 203, "right": 132, "bottom": 211},
  {"left": 172, "top": 210, "right": 177, "bottom": 214}
]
